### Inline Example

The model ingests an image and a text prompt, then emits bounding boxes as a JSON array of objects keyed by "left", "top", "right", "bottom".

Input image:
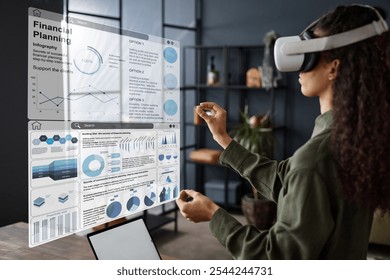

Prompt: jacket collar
[{"left": 311, "top": 110, "right": 333, "bottom": 138}]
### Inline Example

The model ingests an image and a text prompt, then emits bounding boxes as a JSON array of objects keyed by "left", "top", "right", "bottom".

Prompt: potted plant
[
  {"left": 229, "top": 106, "right": 277, "bottom": 230},
  {"left": 230, "top": 107, "right": 274, "bottom": 157}
]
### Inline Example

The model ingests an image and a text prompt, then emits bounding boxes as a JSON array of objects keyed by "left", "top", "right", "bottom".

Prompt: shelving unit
[
  {"left": 143, "top": 0, "right": 206, "bottom": 232},
  {"left": 181, "top": 45, "right": 287, "bottom": 209},
  {"left": 141, "top": 0, "right": 203, "bottom": 232},
  {"left": 64, "top": 0, "right": 205, "bottom": 233}
]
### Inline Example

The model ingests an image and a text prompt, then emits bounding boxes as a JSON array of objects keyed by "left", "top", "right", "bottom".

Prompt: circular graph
[
  {"left": 163, "top": 47, "right": 178, "bottom": 64},
  {"left": 82, "top": 154, "right": 105, "bottom": 177},
  {"left": 164, "top": 73, "right": 178, "bottom": 90},
  {"left": 106, "top": 201, "right": 122, "bottom": 218},
  {"left": 74, "top": 46, "right": 103, "bottom": 75},
  {"left": 126, "top": 196, "right": 140, "bottom": 212},
  {"left": 163, "top": 99, "right": 178, "bottom": 116},
  {"left": 144, "top": 192, "right": 156, "bottom": 207}
]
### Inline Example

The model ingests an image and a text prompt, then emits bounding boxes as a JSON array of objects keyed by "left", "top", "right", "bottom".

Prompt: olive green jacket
[{"left": 210, "top": 110, "right": 373, "bottom": 259}]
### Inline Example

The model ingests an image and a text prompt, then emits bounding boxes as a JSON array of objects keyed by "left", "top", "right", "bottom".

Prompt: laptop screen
[{"left": 87, "top": 217, "right": 161, "bottom": 260}]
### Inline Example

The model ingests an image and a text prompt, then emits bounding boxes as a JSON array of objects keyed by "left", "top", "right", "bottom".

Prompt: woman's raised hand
[{"left": 195, "top": 102, "right": 233, "bottom": 149}]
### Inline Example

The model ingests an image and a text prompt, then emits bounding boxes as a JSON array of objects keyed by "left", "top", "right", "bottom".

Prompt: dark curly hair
[{"left": 314, "top": 5, "right": 390, "bottom": 212}]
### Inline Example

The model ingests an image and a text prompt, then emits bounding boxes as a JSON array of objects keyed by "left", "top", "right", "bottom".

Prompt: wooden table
[
  {"left": 0, "top": 222, "right": 97, "bottom": 259},
  {"left": 0, "top": 222, "right": 173, "bottom": 260}
]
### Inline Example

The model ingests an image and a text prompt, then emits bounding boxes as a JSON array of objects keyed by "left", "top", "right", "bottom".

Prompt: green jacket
[{"left": 210, "top": 110, "right": 373, "bottom": 259}]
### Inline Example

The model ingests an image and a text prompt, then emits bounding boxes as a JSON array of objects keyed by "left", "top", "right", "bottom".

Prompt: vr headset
[{"left": 274, "top": 5, "right": 388, "bottom": 72}]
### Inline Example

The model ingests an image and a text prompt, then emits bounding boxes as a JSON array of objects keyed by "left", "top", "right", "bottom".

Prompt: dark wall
[
  {"left": 0, "top": 1, "right": 29, "bottom": 227},
  {"left": 0, "top": 2, "right": 23, "bottom": 226},
  {"left": 0, "top": 0, "right": 63, "bottom": 226},
  {"left": 201, "top": 0, "right": 389, "bottom": 156}
]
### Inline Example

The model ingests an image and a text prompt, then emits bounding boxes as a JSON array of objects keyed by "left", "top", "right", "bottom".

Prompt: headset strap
[{"left": 282, "top": 19, "right": 388, "bottom": 55}]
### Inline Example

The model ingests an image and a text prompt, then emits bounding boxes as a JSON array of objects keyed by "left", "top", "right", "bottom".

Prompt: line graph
[
  {"left": 38, "top": 85, "right": 119, "bottom": 107},
  {"left": 30, "top": 70, "right": 121, "bottom": 120},
  {"left": 29, "top": 54, "right": 121, "bottom": 120}
]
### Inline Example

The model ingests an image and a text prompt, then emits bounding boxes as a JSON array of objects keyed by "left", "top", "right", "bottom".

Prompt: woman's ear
[{"left": 328, "top": 59, "right": 340, "bottom": 80}]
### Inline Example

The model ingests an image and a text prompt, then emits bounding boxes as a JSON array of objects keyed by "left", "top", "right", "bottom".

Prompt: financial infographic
[
  {"left": 28, "top": 8, "right": 180, "bottom": 247},
  {"left": 28, "top": 7, "right": 179, "bottom": 123}
]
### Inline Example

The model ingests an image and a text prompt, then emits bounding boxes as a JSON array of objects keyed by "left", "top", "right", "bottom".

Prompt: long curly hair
[{"left": 316, "top": 5, "right": 390, "bottom": 211}]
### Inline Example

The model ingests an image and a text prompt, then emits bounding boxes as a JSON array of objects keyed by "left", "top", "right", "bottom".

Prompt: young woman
[{"left": 176, "top": 5, "right": 390, "bottom": 259}]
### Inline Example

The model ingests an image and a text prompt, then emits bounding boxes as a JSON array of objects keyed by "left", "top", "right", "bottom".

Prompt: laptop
[{"left": 87, "top": 217, "right": 161, "bottom": 260}]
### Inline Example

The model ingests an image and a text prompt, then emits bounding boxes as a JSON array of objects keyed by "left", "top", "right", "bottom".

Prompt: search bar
[{"left": 71, "top": 122, "right": 154, "bottom": 129}]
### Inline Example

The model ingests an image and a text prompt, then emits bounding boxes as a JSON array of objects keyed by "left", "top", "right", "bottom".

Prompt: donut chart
[
  {"left": 82, "top": 154, "right": 105, "bottom": 177},
  {"left": 74, "top": 46, "right": 103, "bottom": 75},
  {"left": 106, "top": 201, "right": 122, "bottom": 218}
]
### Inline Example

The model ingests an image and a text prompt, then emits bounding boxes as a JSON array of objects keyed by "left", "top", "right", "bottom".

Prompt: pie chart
[
  {"left": 106, "top": 201, "right": 122, "bottom": 218},
  {"left": 164, "top": 73, "right": 178, "bottom": 90},
  {"left": 163, "top": 47, "right": 178, "bottom": 64},
  {"left": 144, "top": 192, "right": 156, "bottom": 207},
  {"left": 163, "top": 99, "right": 178, "bottom": 116},
  {"left": 126, "top": 196, "right": 140, "bottom": 212}
]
